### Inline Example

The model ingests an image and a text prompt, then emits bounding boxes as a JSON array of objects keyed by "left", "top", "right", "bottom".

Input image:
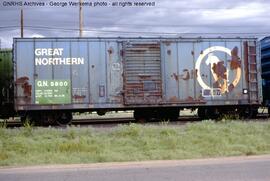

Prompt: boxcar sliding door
[{"left": 123, "top": 41, "right": 162, "bottom": 105}]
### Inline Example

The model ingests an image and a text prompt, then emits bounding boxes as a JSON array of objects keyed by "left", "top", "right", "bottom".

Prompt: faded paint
[{"left": 13, "top": 38, "right": 260, "bottom": 111}]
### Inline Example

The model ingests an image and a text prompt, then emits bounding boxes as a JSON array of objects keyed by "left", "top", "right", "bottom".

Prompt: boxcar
[
  {"left": 13, "top": 37, "right": 262, "bottom": 124},
  {"left": 261, "top": 37, "right": 270, "bottom": 110}
]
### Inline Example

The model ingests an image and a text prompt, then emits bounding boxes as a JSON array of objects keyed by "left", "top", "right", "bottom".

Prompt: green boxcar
[{"left": 0, "top": 49, "right": 14, "bottom": 118}]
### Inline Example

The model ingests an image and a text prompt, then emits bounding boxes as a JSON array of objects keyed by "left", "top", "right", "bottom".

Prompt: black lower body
[
  {"left": 20, "top": 110, "right": 73, "bottom": 126},
  {"left": 4, "top": 104, "right": 262, "bottom": 126},
  {"left": 197, "top": 105, "right": 259, "bottom": 120}
]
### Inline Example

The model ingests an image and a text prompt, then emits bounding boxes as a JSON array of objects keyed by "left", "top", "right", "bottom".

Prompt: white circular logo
[{"left": 195, "top": 46, "right": 241, "bottom": 94}]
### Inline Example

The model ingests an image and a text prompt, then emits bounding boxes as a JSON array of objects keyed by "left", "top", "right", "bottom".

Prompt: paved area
[{"left": 0, "top": 155, "right": 270, "bottom": 181}]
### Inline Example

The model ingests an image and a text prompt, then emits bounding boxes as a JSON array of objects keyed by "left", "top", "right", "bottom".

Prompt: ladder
[{"left": 247, "top": 42, "right": 259, "bottom": 104}]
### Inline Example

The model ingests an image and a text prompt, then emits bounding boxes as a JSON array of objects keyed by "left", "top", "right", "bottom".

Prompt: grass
[{"left": 0, "top": 121, "right": 270, "bottom": 166}]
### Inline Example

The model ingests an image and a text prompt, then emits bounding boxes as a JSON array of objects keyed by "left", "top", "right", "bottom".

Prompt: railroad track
[
  {"left": 2, "top": 114, "right": 269, "bottom": 128},
  {"left": 3, "top": 116, "right": 201, "bottom": 128},
  {"left": 2, "top": 117, "right": 133, "bottom": 127}
]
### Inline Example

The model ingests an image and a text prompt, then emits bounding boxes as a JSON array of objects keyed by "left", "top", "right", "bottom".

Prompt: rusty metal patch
[
  {"left": 16, "top": 76, "right": 32, "bottom": 104},
  {"left": 212, "top": 61, "right": 227, "bottom": 80},
  {"left": 230, "top": 47, "right": 241, "bottom": 70}
]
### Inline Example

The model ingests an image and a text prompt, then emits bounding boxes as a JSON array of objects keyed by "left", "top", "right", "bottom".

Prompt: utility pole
[
  {"left": 20, "top": 9, "right": 24, "bottom": 38},
  {"left": 79, "top": 0, "right": 83, "bottom": 37}
]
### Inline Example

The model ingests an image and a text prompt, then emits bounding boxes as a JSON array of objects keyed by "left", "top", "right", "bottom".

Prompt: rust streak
[
  {"left": 73, "top": 95, "right": 86, "bottom": 99},
  {"left": 243, "top": 41, "right": 249, "bottom": 84},
  {"left": 120, "top": 50, "right": 124, "bottom": 57},
  {"left": 186, "top": 96, "right": 194, "bottom": 101},
  {"left": 195, "top": 69, "right": 198, "bottom": 78},
  {"left": 171, "top": 73, "right": 179, "bottom": 81},
  {"left": 228, "top": 83, "right": 235, "bottom": 92},
  {"left": 230, "top": 46, "right": 241, "bottom": 70},
  {"left": 107, "top": 48, "right": 113, "bottom": 54},
  {"left": 169, "top": 96, "right": 178, "bottom": 102}
]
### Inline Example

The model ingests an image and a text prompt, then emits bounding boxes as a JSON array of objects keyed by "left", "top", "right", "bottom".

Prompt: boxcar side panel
[
  {"left": 14, "top": 37, "right": 261, "bottom": 112},
  {"left": 161, "top": 42, "right": 179, "bottom": 102},
  {"left": 88, "top": 41, "right": 107, "bottom": 104},
  {"left": 161, "top": 39, "right": 261, "bottom": 106},
  {"left": 71, "top": 41, "right": 89, "bottom": 104},
  {"left": 105, "top": 41, "right": 123, "bottom": 104},
  {"left": 178, "top": 42, "right": 195, "bottom": 101},
  {"left": 14, "top": 38, "right": 125, "bottom": 111}
]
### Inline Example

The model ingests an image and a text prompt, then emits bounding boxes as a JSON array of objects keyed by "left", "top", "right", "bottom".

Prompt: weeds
[
  {"left": 0, "top": 121, "right": 7, "bottom": 128},
  {"left": 0, "top": 121, "right": 7, "bottom": 138},
  {"left": 22, "top": 119, "right": 34, "bottom": 137},
  {"left": 218, "top": 114, "right": 240, "bottom": 122},
  {"left": 114, "top": 123, "right": 142, "bottom": 137},
  {"left": 160, "top": 120, "right": 170, "bottom": 126},
  {"left": 0, "top": 121, "right": 270, "bottom": 166}
]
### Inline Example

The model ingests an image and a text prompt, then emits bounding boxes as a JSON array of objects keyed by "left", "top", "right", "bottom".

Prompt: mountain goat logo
[{"left": 195, "top": 46, "right": 241, "bottom": 96}]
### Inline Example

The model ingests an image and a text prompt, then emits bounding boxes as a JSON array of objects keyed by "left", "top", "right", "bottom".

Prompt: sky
[{"left": 0, "top": 0, "right": 270, "bottom": 48}]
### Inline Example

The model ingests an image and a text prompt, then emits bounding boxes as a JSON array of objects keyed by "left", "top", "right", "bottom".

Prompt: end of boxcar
[
  {"left": 261, "top": 37, "right": 270, "bottom": 112},
  {"left": 0, "top": 49, "right": 15, "bottom": 119}
]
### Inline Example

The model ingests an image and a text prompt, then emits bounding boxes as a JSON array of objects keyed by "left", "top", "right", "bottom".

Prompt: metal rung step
[
  {"left": 248, "top": 54, "right": 257, "bottom": 56},
  {"left": 249, "top": 71, "right": 258, "bottom": 74},
  {"left": 249, "top": 63, "right": 257, "bottom": 65}
]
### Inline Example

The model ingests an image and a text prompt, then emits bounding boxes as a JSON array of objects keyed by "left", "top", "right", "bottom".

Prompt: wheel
[
  {"left": 133, "top": 110, "right": 150, "bottom": 123},
  {"left": 162, "top": 109, "right": 179, "bottom": 121},
  {"left": 56, "top": 112, "right": 73, "bottom": 126},
  {"left": 40, "top": 112, "right": 59, "bottom": 126},
  {"left": 97, "top": 110, "right": 106, "bottom": 116},
  {"left": 251, "top": 109, "right": 258, "bottom": 118},
  {"left": 197, "top": 107, "right": 206, "bottom": 119},
  {"left": 239, "top": 107, "right": 257, "bottom": 119},
  {"left": 148, "top": 108, "right": 178, "bottom": 122},
  {"left": 198, "top": 107, "right": 219, "bottom": 120},
  {"left": 208, "top": 108, "right": 220, "bottom": 120}
]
